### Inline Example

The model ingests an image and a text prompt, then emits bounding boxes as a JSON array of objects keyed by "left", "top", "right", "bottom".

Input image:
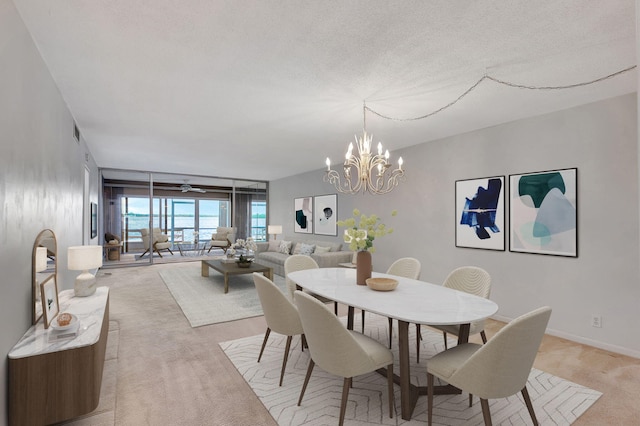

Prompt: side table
[{"left": 104, "top": 243, "right": 122, "bottom": 261}]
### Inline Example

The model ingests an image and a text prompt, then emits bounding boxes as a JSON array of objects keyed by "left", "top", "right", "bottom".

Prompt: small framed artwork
[
  {"left": 294, "top": 196, "right": 313, "bottom": 234},
  {"left": 455, "top": 176, "right": 505, "bottom": 251},
  {"left": 40, "top": 275, "right": 60, "bottom": 329},
  {"left": 510, "top": 168, "right": 577, "bottom": 257},
  {"left": 91, "top": 202, "right": 98, "bottom": 239},
  {"left": 314, "top": 194, "right": 337, "bottom": 236}
]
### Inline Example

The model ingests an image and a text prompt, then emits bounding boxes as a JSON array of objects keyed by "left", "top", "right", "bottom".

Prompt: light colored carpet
[
  {"left": 221, "top": 313, "right": 602, "bottom": 425},
  {"left": 159, "top": 265, "right": 287, "bottom": 327}
]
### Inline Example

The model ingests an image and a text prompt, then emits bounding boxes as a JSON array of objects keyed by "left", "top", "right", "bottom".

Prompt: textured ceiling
[{"left": 13, "top": 1, "right": 637, "bottom": 182}]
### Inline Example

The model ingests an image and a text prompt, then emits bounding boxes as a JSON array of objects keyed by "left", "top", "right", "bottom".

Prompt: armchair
[
  {"left": 207, "top": 227, "right": 237, "bottom": 253},
  {"left": 139, "top": 228, "right": 173, "bottom": 258}
]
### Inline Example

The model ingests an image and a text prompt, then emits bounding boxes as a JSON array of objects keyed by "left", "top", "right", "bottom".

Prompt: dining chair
[
  {"left": 284, "top": 254, "right": 338, "bottom": 314},
  {"left": 424, "top": 266, "right": 492, "bottom": 356},
  {"left": 426, "top": 306, "right": 552, "bottom": 426},
  {"left": 384, "top": 257, "right": 421, "bottom": 348},
  {"left": 252, "top": 272, "right": 305, "bottom": 386},
  {"left": 294, "top": 290, "right": 395, "bottom": 426}
]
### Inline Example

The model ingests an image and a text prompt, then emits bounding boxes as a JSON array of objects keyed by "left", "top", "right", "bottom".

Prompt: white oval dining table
[{"left": 287, "top": 267, "right": 499, "bottom": 420}]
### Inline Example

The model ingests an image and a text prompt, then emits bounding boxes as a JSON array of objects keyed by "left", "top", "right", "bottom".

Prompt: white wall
[
  {"left": 0, "top": 1, "right": 99, "bottom": 423},
  {"left": 270, "top": 93, "right": 640, "bottom": 358}
]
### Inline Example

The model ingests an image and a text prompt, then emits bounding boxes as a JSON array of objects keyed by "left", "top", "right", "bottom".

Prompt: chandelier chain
[{"left": 365, "top": 65, "right": 636, "bottom": 122}]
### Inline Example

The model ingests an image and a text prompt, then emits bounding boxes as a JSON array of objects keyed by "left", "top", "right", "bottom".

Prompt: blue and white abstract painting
[{"left": 456, "top": 176, "right": 505, "bottom": 251}]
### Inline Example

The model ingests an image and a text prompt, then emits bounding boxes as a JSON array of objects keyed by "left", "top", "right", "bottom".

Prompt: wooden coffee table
[{"left": 201, "top": 259, "right": 273, "bottom": 293}]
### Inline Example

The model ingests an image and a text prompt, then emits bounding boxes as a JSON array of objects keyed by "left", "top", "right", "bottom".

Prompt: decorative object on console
[
  {"left": 509, "top": 168, "right": 577, "bottom": 257},
  {"left": 40, "top": 275, "right": 59, "bottom": 328},
  {"left": 313, "top": 194, "right": 337, "bottom": 236},
  {"left": 338, "top": 208, "right": 397, "bottom": 285},
  {"left": 68, "top": 245, "right": 103, "bottom": 296},
  {"left": 324, "top": 102, "right": 404, "bottom": 195},
  {"left": 33, "top": 229, "right": 57, "bottom": 325},
  {"left": 455, "top": 175, "right": 505, "bottom": 251},
  {"left": 268, "top": 225, "right": 282, "bottom": 240}
]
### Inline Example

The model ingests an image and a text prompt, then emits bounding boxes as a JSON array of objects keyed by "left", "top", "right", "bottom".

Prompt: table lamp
[
  {"left": 35, "top": 246, "right": 48, "bottom": 273},
  {"left": 68, "top": 245, "right": 103, "bottom": 296},
  {"left": 268, "top": 225, "right": 282, "bottom": 240}
]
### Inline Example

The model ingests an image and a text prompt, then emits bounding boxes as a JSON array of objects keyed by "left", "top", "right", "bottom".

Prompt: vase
[{"left": 356, "top": 251, "right": 372, "bottom": 285}]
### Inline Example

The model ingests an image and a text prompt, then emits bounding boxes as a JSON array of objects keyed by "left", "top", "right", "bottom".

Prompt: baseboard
[{"left": 491, "top": 315, "right": 640, "bottom": 359}]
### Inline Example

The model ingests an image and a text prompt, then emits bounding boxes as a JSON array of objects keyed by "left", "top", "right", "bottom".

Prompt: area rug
[
  {"left": 221, "top": 313, "right": 602, "bottom": 425},
  {"left": 159, "top": 266, "right": 287, "bottom": 327}
]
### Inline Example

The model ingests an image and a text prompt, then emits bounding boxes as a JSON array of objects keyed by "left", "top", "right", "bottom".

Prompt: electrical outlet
[{"left": 591, "top": 315, "right": 602, "bottom": 328}]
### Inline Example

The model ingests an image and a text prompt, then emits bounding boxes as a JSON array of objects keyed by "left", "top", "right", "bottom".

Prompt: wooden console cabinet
[{"left": 9, "top": 287, "right": 109, "bottom": 425}]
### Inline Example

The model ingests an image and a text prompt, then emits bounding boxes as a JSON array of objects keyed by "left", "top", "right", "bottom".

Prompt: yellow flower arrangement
[{"left": 337, "top": 208, "right": 397, "bottom": 252}]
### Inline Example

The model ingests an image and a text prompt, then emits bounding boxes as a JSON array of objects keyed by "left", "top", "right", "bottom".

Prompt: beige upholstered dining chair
[
  {"left": 426, "top": 306, "right": 552, "bottom": 426},
  {"left": 284, "top": 255, "right": 337, "bottom": 315},
  {"left": 384, "top": 257, "right": 422, "bottom": 348},
  {"left": 294, "top": 291, "right": 395, "bottom": 426},
  {"left": 139, "top": 228, "right": 173, "bottom": 258},
  {"left": 252, "top": 273, "right": 305, "bottom": 386},
  {"left": 427, "top": 266, "right": 492, "bottom": 352}
]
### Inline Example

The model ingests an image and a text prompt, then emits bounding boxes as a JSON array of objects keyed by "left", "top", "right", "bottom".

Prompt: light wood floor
[{"left": 71, "top": 262, "right": 640, "bottom": 425}]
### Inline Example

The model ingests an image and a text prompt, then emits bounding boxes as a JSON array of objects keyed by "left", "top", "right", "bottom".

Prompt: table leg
[
  {"left": 264, "top": 269, "right": 273, "bottom": 281},
  {"left": 201, "top": 262, "right": 210, "bottom": 277},
  {"left": 398, "top": 320, "right": 417, "bottom": 420},
  {"left": 347, "top": 306, "right": 354, "bottom": 330},
  {"left": 224, "top": 273, "right": 229, "bottom": 294},
  {"left": 457, "top": 323, "right": 470, "bottom": 345}
]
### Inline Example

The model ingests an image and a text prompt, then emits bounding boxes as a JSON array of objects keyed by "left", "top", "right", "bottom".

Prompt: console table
[{"left": 8, "top": 287, "right": 110, "bottom": 425}]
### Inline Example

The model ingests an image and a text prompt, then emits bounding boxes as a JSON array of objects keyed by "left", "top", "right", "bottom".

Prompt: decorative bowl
[
  {"left": 365, "top": 277, "right": 399, "bottom": 291},
  {"left": 51, "top": 313, "right": 78, "bottom": 331},
  {"left": 236, "top": 261, "right": 252, "bottom": 268}
]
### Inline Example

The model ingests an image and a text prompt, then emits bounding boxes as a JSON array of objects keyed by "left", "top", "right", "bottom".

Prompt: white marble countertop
[
  {"left": 288, "top": 268, "right": 498, "bottom": 325},
  {"left": 9, "top": 286, "right": 109, "bottom": 359}
]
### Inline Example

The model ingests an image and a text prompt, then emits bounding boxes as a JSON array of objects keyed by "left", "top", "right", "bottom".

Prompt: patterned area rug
[
  {"left": 159, "top": 266, "right": 287, "bottom": 327},
  {"left": 221, "top": 313, "right": 601, "bottom": 425}
]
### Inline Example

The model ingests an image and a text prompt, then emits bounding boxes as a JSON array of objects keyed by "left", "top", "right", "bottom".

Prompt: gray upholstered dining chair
[
  {"left": 425, "top": 266, "right": 492, "bottom": 353},
  {"left": 284, "top": 254, "right": 337, "bottom": 315},
  {"left": 294, "top": 290, "right": 395, "bottom": 426},
  {"left": 426, "top": 306, "right": 552, "bottom": 426},
  {"left": 252, "top": 272, "right": 305, "bottom": 386},
  {"left": 384, "top": 257, "right": 421, "bottom": 348}
]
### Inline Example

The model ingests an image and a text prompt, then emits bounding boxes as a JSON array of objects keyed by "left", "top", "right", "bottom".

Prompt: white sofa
[{"left": 254, "top": 237, "right": 353, "bottom": 276}]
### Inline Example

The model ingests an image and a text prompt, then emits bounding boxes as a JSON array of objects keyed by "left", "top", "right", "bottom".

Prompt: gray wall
[
  {"left": 1, "top": 1, "right": 99, "bottom": 423},
  {"left": 270, "top": 93, "right": 640, "bottom": 358}
]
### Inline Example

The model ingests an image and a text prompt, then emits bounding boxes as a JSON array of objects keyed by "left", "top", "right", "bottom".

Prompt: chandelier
[{"left": 324, "top": 103, "right": 404, "bottom": 195}]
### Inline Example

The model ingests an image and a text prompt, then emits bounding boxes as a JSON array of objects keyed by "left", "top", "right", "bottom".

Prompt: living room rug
[
  {"left": 221, "top": 313, "right": 602, "bottom": 425},
  {"left": 159, "top": 265, "right": 287, "bottom": 327}
]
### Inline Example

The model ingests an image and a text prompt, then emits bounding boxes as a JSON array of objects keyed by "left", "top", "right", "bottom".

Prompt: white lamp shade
[
  {"left": 268, "top": 225, "right": 282, "bottom": 235},
  {"left": 68, "top": 245, "right": 103, "bottom": 271},
  {"left": 35, "top": 247, "right": 48, "bottom": 272}
]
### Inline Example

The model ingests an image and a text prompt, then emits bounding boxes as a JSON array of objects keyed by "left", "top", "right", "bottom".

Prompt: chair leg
[
  {"left": 301, "top": 334, "right": 307, "bottom": 351},
  {"left": 416, "top": 324, "right": 421, "bottom": 363},
  {"left": 279, "top": 335, "right": 293, "bottom": 386},
  {"left": 361, "top": 310, "right": 366, "bottom": 332},
  {"left": 167, "top": 248, "right": 173, "bottom": 255},
  {"left": 481, "top": 330, "right": 488, "bottom": 343},
  {"left": 297, "top": 359, "right": 315, "bottom": 406},
  {"left": 257, "top": 328, "right": 271, "bottom": 362},
  {"left": 443, "top": 331, "right": 448, "bottom": 350},
  {"left": 334, "top": 301, "right": 338, "bottom": 315},
  {"left": 480, "top": 398, "right": 492, "bottom": 426},
  {"left": 386, "top": 364, "right": 394, "bottom": 418},
  {"left": 427, "top": 373, "right": 434, "bottom": 426},
  {"left": 521, "top": 386, "right": 539, "bottom": 425},
  {"left": 139, "top": 249, "right": 150, "bottom": 258},
  {"left": 469, "top": 393, "right": 473, "bottom": 407},
  {"left": 388, "top": 317, "right": 393, "bottom": 348},
  {"left": 339, "top": 377, "right": 351, "bottom": 426}
]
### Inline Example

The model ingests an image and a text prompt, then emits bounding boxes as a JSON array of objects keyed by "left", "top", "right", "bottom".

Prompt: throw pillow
[
  {"left": 299, "top": 243, "right": 315, "bottom": 255},
  {"left": 267, "top": 240, "right": 280, "bottom": 252},
  {"left": 278, "top": 240, "right": 292, "bottom": 255},
  {"left": 292, "top": 242, "right": 303, "bottom": 255},
  {"left": 314, "top": 245, "right": 331, "bottom": 254}
]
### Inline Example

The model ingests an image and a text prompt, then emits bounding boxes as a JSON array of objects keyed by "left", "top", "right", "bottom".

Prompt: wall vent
[{"left": 73, "top": 122, "right": 80, "bottom": 143}]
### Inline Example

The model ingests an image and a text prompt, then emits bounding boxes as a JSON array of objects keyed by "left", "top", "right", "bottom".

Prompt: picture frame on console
[
  {"left": 509, "top": 167, "right": 578, "bottom": 257},
  {"left": 294, "top": 196, "right": 313, "bottom": 234},
  {"left": 40, "top": 275, "right": 59, "bottom": 329},
  {"left": 455, "top": 175, "right": 505, "bottom": 251},
  {"left": 313, "top": 194, "right": 337, "bottom": 236}
]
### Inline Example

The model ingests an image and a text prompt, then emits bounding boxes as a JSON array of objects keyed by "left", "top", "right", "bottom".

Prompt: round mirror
[{"left": 33, "top": 229, "right": 57, "bottom": 324}]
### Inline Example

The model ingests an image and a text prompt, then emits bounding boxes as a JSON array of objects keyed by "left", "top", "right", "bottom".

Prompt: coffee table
[{"left": 201, "top": 259, "right": 273, "bottom": 293}]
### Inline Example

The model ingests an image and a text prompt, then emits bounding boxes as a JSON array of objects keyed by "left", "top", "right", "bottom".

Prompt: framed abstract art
[
  {"left": 294, "top": 196, "right": 313, "bottom": 234},
  {"left": 509, "top": 168, "right": 577, "bottom": 257},
  {"left": 313, "top": 194, "right": 337, "bottom": 236},
  {"left": 455, "top": 176, "right": 505, "bottom": 251}
]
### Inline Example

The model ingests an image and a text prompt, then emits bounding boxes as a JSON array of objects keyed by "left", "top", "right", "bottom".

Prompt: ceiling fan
[{"left": 179, "top": 183, "right": 206, "bottom": 193}]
